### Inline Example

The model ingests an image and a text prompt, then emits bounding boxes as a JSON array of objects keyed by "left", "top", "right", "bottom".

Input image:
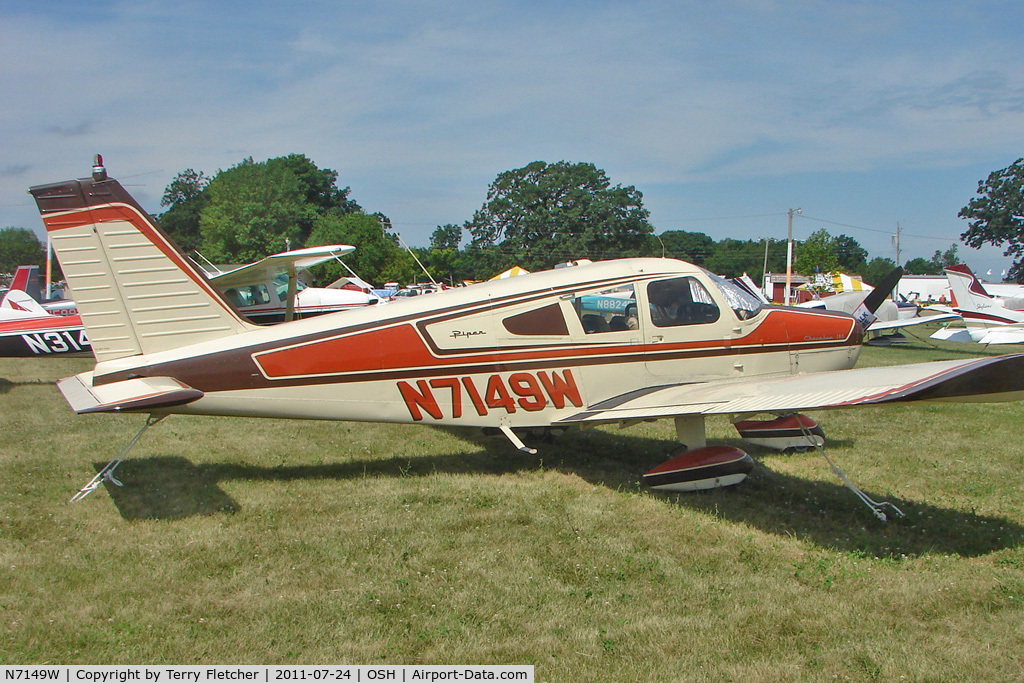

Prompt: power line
[
  {"left": 653, "top": 212, "right": 789, "bottom": 224},
  {"left": 797, "top": 213, "right": 960, "bottom": 244}
]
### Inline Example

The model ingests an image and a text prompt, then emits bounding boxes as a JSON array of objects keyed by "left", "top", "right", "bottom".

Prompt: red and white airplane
[
  {"left": 932, "top": 264, "right": 1024, "bottom": 345},
  {"left": 3, "top": 264, "right": 79, "bottom": 316},
  {"left": 29, "top": 160, "right": 1024, "bottom": 516},
  {"left": 0, "top": 277, "right": 90, "bottom": 357}
]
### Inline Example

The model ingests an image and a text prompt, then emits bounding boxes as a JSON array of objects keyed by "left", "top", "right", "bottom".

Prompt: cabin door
[{"left": 641, "top": 275, "right": 739, "bottom": 380}]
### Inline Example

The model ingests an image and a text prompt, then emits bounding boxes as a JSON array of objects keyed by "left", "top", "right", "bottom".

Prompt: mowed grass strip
[{"left": 1, "top": 336, "right": 1023, "bottom": 680}]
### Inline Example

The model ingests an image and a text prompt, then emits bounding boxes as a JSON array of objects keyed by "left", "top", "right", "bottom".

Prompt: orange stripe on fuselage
[
  {"left": 255, "top": 324, "right": 434, "bottom": 378},
  {"left": 252, "top": 307, "right": 857, "bottom": 380}
]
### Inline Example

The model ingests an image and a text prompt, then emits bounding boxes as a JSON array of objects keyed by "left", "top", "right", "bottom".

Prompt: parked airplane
[
  {"left": 200, "top": 245, "right": 384, "bottom": 324},
  {"left": 29, "top": 160, "right": 1024, "bottom": 517},
  {"left": 797, "top": 287, "right": 958, "bottom": 343},
  {"left": 4, "top": 251, "right": 382, "bottom": 325},
  {"left": 932, "top": 265, "right": 1024, "bottom": 345},
  {"left": 6, "top": 264, "right": 78, "bottom": 316},
  {"left": 0, "top": 288, "right": 90, "bottom": 357}
]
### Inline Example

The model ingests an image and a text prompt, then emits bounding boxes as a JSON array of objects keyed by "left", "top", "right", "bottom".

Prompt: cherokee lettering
[{"left": 398, "top": 369, "right": 582, "bottom": 421}]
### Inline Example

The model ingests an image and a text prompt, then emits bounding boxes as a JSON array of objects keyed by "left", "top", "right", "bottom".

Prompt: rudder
[{"left": 29, "top": 159, "right": 253, "bottom": 362}]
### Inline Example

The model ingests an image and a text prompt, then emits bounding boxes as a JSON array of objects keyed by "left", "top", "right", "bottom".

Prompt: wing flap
[
  {"left": 557, "top": 353, "right": 1024, "bottom": 425},
  {"left": 57, "top": 374, "right": 204, "bottom": 414}
]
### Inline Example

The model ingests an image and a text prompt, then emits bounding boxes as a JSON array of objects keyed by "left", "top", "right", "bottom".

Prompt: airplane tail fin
[
  {"left": 944, "top": 264, "right": 996, "bottom": 309},
  {"left": 29, "top": 157, "right": 255, "bottom": 363},
  {"left": 9, "top": 265, "right": 43, "bottom": 302},
  {"left": 945, "top": 265, "right": 995, "bottom": 315},
  {"left": 944, "top": 265, "right": 1024, "bottom": 342},
  {"left": 1, "top": 288, "right": 49, "bottom": 316}
]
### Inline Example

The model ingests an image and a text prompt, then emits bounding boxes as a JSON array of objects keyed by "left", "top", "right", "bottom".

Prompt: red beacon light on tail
[{"left": 92, "top": 154, "right": 106, "bottom": 181}]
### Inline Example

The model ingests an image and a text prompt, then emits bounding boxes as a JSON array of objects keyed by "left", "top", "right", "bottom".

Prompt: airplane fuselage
[{"left": 86, "top": 258, "right": 862, "bottom": 428}]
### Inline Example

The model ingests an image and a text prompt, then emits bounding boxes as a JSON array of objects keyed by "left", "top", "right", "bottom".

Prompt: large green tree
[
  {"left": 199, "top": 158, "right": 319, "bottom": 263},
  {"left": 903, "top": 246, "right": 960, "bottom": 276},
  {"left": 465, "top": 161, "right": 653, "bottom": 271},
  {"left": 703, "top": 238, "right": 786, "bottom": 279},
  {"left": 161, "top": 155, "right": 360, "bottom": 264},
  {"left": 930, "top": 244, "right": 959, "bottom": 271},
  {"left": 863, "top": 257, "right": 898, "bottom": 286},
  {"left": 265, "top": 154, "right": 361, "bottom": 231},
  {"left": 794, "top": 229, "right": 840, "bottom": 275},
  {"left": 834, "top": 234, "right": 868, "bottom": 274},
  {"left": 959, "top": 158, "right": 1024, "bottom": 282},
  {"left": 655, "top": 230, "right": 715, "bottom": 264},
  {"left": 159, "top": 169, "right": 210, "bottom": 254},
  {"left": 903, "top": 257, "right": 939, "bottom": 275},
  {"left": 0, "top": 227, "right": 45, "bottom": 274}
]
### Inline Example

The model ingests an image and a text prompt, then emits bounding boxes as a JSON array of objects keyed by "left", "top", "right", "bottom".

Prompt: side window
[
  {"left": 502, "top": 303, "right": 570, "bottom": 336},
  {"left": 223, "top": 284, "right": 271, "bottom": 307},
  {"left": 647, "top": 277, "right": 720, "bottom": 327},
  {"left": 571, "top": 285, "right": 638, "bottom": 334}
]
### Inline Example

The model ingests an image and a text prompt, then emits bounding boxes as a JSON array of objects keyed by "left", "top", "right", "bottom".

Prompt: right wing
[{"left": 556, "top": 353, "right": 1024, "bottom": 426}]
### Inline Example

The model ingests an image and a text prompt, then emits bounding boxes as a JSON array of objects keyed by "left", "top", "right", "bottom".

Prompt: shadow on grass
[
  {"left": 520, "top": 427, "right": 1024, "bottom": 558},
  {"left": 0, "top": 377, "right": 53, "bottom": 394},
  {"left": 96, "top": 426, "right": 1024, "bottom": 558}
]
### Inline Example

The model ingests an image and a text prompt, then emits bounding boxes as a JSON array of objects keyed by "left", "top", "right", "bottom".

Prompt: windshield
[{"left": 705, "top": 270, "right": 764, "bottom": 320}]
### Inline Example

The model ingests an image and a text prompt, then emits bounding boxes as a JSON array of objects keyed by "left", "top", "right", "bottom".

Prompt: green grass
[{"left": 2, "top": 327, "right": 1023, "bottom": 680}]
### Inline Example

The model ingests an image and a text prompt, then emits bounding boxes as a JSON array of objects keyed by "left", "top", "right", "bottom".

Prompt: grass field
[{"left": 2, "top": 327, "right": 1023, "bottom": 680}]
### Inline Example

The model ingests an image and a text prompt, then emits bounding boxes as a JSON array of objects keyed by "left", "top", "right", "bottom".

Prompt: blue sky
[{"left": 3, "top": 1, "right": 1024, "bottom": 275}]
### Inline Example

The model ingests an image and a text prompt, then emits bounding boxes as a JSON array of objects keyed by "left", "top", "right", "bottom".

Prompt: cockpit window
[
  {"left": 647, "top": 277, "right": 720, "bottom": 327},
  {"left": 709, "top": 273, "right": 764, "bottom": 321}
]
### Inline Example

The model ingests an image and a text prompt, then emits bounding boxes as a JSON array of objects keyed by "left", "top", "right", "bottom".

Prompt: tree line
[{"left": 3, "top": 154, "right": 1022, "bottom": 287}]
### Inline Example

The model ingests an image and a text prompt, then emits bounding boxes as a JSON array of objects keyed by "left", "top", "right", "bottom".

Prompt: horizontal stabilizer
[
  {"left": 57, "top": 374, "right": 204, "bottom": 414},
  {"left": 1, "top": 289, "right": 49, "bottom": 316}
]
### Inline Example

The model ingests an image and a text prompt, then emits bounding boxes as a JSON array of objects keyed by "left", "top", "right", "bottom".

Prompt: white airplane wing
[
  {"left": 209, "top": 245, "right": 355, "bottom": 288},
  {"left": 975, "top": 327, "right": 1024, "bottom": 345},
  {"left": 930, "top": 327, "right": 974, "bottom": 343},
  {"left": 556, "top": 353, "right": 1024, "bottom": 425},
  {"left": 867, "top": 312, "right": 960, "bottom": 332}
]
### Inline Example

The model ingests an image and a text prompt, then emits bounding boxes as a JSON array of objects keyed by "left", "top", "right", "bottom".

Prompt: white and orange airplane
[
  {"left": 932, "top": 264, "right": 1024, "bottom": 345},
  {"left": 29, "top": 159, "right": 1024, "bottom": 517},
  {"left": 0, "top": 277, "right": 90, "bottom": 357}
]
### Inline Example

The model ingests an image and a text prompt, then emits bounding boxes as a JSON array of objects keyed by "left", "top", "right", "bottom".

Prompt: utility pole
[
  {"left": 785, "top": 208, "right": 802, "bottom": 306},
  {"left": 762, "top": 237, "right": 771, "bottom": 284},
  {"left": 893, "top": 221, "right": 901, "bottom": 301}
]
